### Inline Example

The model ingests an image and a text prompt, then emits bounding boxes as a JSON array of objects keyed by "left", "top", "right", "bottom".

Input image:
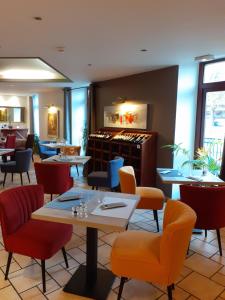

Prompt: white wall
[
  {"left": 0, "top": 94, "right": 30, "bottom": 129},
  {"left": 38, "top": 89, "right": 64, "bottom": 140},
  {"left": 172, "top": 63, "right": 199, "bottom": 198}
]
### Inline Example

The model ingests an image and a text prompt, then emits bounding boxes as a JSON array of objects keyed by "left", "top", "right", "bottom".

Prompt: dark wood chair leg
[
  {"left": 205, "top": 229, "right": 207, "bottom": 238},
  {"left": 5, "top": 252, "right": 13, "bottom": 280},
  {"left": 50, "top": 194, "right": 53, "bottom": 201},
  {"left": 75, "top": 165, "right": 79, "bottom": 176},
  {"left": 117, "top": 277, "right": 126, "bottom": 300},
  {"left": 167, "top": 284, "right": 173, "bottom": 300},
  {"left": 41, "top": 260, "right": 46, "bottom": 293},
  {"left": 96, "top": 186, "right": 98, "bottom": 190},
  {"left": 20, "top": 173, "right": 23, "bottom": 185},
  {"left": 11, "top": 173, "right": 13, "bottom": 182},
  {"left": 3, "top": 173, "right": 7, "bottom": 187},
  {"left": 27, "top": 171, "right": 30, "bottom": 183},
  {"left": 216, "top": 229, "right": 222, "bottom": 256},
  {"left": 92, "top": 186, "right": 95, "bottom": 190},
  {"left": 32, "top": 154, "right": 34, "bottom": 162},
  {"left": 153, "top": 210, "right": 159, "bottom": 232},
  {"left": 62, "top": 247, "right": 69, "bottom": 268}
]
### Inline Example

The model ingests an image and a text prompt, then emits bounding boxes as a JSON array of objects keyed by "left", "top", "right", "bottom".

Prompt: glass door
[
  {"left": 203, "top": 90, "right": 225, "bottom": 161},
  {"left": 71, "top": 88, "right": 87, "bottom": 155}
]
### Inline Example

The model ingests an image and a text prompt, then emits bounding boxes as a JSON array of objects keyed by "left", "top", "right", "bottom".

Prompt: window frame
[{"left": 195, "top": 57, "right": 225, "bottom": 150}]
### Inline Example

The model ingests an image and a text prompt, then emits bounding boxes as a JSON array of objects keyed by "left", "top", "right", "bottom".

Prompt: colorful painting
[
  {"left": 104, "top": 104, "right": 147, "bottom": 129},
  {"left": 47, "top": 111, "right": 59, "bottom": 137}
]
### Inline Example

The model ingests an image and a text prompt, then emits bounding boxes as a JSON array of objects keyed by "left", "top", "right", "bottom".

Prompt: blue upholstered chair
[
  {"left": 0, "top": 149, "right": 32, "bottom": 186},
  {"left": 87, "top": 156, "right": 124, "bottom": 191},
  {"left": 38, "top": 140, "right": 57, "bottom": 159}
]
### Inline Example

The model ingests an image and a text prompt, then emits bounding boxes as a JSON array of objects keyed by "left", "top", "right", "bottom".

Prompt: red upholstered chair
[
  {"left": 0, "top": 185, "right": 73, "bottom": 293},
  {"left": 0, "top": 135, "right": 16, "bottom": 162},
  {"left": 180, "top": 184, "right": 225, "bottom": 256},
  {"left": 34, "top": 162, "right": 74, "bottom": 200}
]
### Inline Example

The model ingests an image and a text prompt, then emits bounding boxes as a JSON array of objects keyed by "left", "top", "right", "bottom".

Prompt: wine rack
[{"left": 86, "top": 128, "right": 157, "bottom": 186}]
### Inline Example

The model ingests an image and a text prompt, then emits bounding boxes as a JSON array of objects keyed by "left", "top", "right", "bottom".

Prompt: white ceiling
[{"left": 0, "top": 0, "right": 225, "bottom": 94}]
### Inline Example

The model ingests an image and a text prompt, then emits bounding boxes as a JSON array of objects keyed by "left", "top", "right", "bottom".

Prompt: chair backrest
[
  {"left": 0, "top": 185, "right": 44, "bottom": 242},
  {"left": 62, "top": 146, "right": 81, "bottom": 156},
  {"left": 15, "top": 149, "right": 32, "bottom": 172},
  {"left": 34, "top": 162, "right": 72, "bottom": 194},
  {"left": 107, "top": 156, "right": 124, "bottom": 188},
  {"left": 180, "top": 184, "right": 225, "bottom": 229},
  {"left": 160, "top": 200, "right": 196, "bottom": 284},
  {"left": 25, "top": 134, "right": 35, "bottom": 149},
  {"left": 119, "top": 166, "right": 137, "bottom": 194},
  {"left": 5, "top": 135, "right": 16, "bottom": 148},
  {"left": 38, "top": 140, "right": 56, "bottom": 153}
]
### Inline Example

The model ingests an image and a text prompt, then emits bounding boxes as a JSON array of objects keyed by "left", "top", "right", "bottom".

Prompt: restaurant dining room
[{"left": 0, "top": 1, "right": 225, "bottom": 300}]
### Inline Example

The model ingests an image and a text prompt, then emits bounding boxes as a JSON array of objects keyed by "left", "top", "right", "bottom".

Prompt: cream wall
[
  {"left": 38, "top": 89, "right": 64, "bottom": 140},
  {"left": 0, "top": 94, "right": 30, "bottom": 129}
]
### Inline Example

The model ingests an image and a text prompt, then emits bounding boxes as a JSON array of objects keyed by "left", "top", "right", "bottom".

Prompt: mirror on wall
[{"left": 0, "top": 107, "right": 25, "bottom": 123}]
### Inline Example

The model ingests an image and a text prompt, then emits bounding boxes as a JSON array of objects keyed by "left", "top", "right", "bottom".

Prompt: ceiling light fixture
[
  {"left": 140, "top": 49, "right": 148, "bottom": 52},
  {"left": 33, "top": 16, "right": 43, "bottom": 21},
  {"left": 56, "top": 47, "right": 65, "bottom": 53},
  {"left": 88, "top": 63, "right": 92, "bottom": 67},
  {"left": 0, "top": 69, "right": 56, "bottom": 80},
  {"left": 194, "top": 54, "right": 215, "bottom": 62}
]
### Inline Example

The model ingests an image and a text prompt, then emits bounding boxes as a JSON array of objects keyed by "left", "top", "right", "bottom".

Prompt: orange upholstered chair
[
  {"left": 111, "top": 200, "right": 196, "bottom": 300},
  {"left": 61, "top": 146, "right": 81, "bottom": 175},
  {"left": 119, "top": 166, "right": 165, "bottom": 231}
]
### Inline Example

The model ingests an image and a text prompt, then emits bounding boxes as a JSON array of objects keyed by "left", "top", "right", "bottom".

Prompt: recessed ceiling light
[
  {"left": 194, "top": 54, "right": 215, "bottom": 62},
  {"left": 0, "top": 69, "right": 56, "bottom": 80},
  {"left": 140, "top": 49, "right": 148, "bottom": 52},
  {"left": 56, "top": 47, "right": 65, "bottom": 53},
  {"left": 33, "top": 16, "right": 43, "bottom": 21},
  {"left": 88, "top": 64, "right": 92, "bottom": 67}
]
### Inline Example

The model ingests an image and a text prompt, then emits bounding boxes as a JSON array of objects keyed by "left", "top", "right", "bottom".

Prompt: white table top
[
  {"left": 42, "top": 155, "right": 91, "bottom": 165},
  {"left": 40, "top": 143, "right": 68, "bottom": 149},
  {"left": 0, "top": 148, "right": 14, "bottom": 156},
  {"left": 32, "top": 188, "right": 140, "bottom": 231},
  {"left": 157, "top": 168, "right": 225, "bottom": 185}
]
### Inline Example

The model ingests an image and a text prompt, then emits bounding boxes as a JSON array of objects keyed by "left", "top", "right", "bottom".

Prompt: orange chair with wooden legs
[
  {"left": 119, "top": 166, "right": 165, "bottom": 231},
  {"left": 111, "top": 200, "right": 196, "bottom": 300},
  {"left": 61, "top": 146, "right": 81, "bottom": 176}
]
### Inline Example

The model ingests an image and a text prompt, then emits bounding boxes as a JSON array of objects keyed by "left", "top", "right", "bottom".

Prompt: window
[
  {"left": 32, "top": 94, "right": 39, "bottom": 136},
  {"left": 71, "top": 88, "right": 87, "bottom": 154},
  {"left": 195, "top": 58, "right": 225, "bottom": 162}
]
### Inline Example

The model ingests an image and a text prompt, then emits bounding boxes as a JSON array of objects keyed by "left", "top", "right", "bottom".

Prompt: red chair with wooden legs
[
  {"left": 0, "top": 185, "right": 73, "bottom": 293},
  {"left": 180, "top": 184, "right": 225, "bottom": 256},
  {"left": 34, "top": 162, "right": 74, "bottom": 200},
  {"left": 0, "top": 135, "right": 16, "bottom": 162},
  {"left": 119, "top": 166, "right": 165, "bottom": 231}
]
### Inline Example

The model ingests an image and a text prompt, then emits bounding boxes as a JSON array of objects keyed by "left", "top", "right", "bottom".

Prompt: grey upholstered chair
[
  {"left": 87, "top": 156, "right": 124, "bottom": 191},
  {"left": 1, "top": 149, "right": 32, "bottom": 186}
]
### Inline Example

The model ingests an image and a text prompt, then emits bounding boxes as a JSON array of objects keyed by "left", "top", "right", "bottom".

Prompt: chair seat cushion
[
  {"left": 136, "top": 187, "right": 164, "bottom": 210},
  {"left": 5, "top": 219, "right": 73, "bottom": 259},
  {"left": 87, "top": 171, "right": 109, "bottom": 187},
  {"left": 0, "top": 161, "right": 16, "bottom": 173},
  {"left": 111, "top": 230, "right": 167, "bottom": 283}
]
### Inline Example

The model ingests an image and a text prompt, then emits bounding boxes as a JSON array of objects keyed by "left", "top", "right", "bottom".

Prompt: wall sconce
[
  {"left": 112, "top": 96, "right": 127, "bottom": 105},
  {"left": 48, "top": 104, "right": 57, "bottom": 114}
]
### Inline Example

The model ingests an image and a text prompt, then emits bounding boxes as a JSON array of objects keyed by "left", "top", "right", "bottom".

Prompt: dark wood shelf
[{"left": 86, "top": 129, "right": 157, "bottom": 186}]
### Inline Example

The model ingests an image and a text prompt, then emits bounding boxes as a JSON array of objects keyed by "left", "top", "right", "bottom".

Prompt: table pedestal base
[{"left": 63, "top": 265, "right": 115, "bottom": 300}]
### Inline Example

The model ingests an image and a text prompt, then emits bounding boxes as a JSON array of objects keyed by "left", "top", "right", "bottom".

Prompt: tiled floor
[{"left": 0, "top": 156, "right": 225, "bottom": 299}]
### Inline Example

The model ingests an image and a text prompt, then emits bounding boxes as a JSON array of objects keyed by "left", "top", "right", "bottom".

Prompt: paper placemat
[{"left": 91, "top": 197, "right": 134, "bottom": 219}]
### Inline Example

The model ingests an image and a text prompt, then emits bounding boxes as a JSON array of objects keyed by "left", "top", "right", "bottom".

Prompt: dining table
[
  {"left": 42, "top": 154, "right": 91, "bottom": 166},
  {"left": 40, "top": 142, "right": 69, "bottom": 154},
  {"left": 32, "top": 187, "right": 140, "bottom": 300},
  {"left": 157, "top": 168, "right": 225, "bottom": 186}
]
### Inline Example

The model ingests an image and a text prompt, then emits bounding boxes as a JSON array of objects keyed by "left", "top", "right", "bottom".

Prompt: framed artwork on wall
[
  {"left": 104, "top": 104, "right": 147, "bottom": 129},
  {"left": 47, "top": 111, "right": 59, "bottom": 137}
]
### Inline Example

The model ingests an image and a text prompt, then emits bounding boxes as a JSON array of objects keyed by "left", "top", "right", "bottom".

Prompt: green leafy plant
[{"left": 162, "top": 141, "right": 222, "bottom": 174}]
